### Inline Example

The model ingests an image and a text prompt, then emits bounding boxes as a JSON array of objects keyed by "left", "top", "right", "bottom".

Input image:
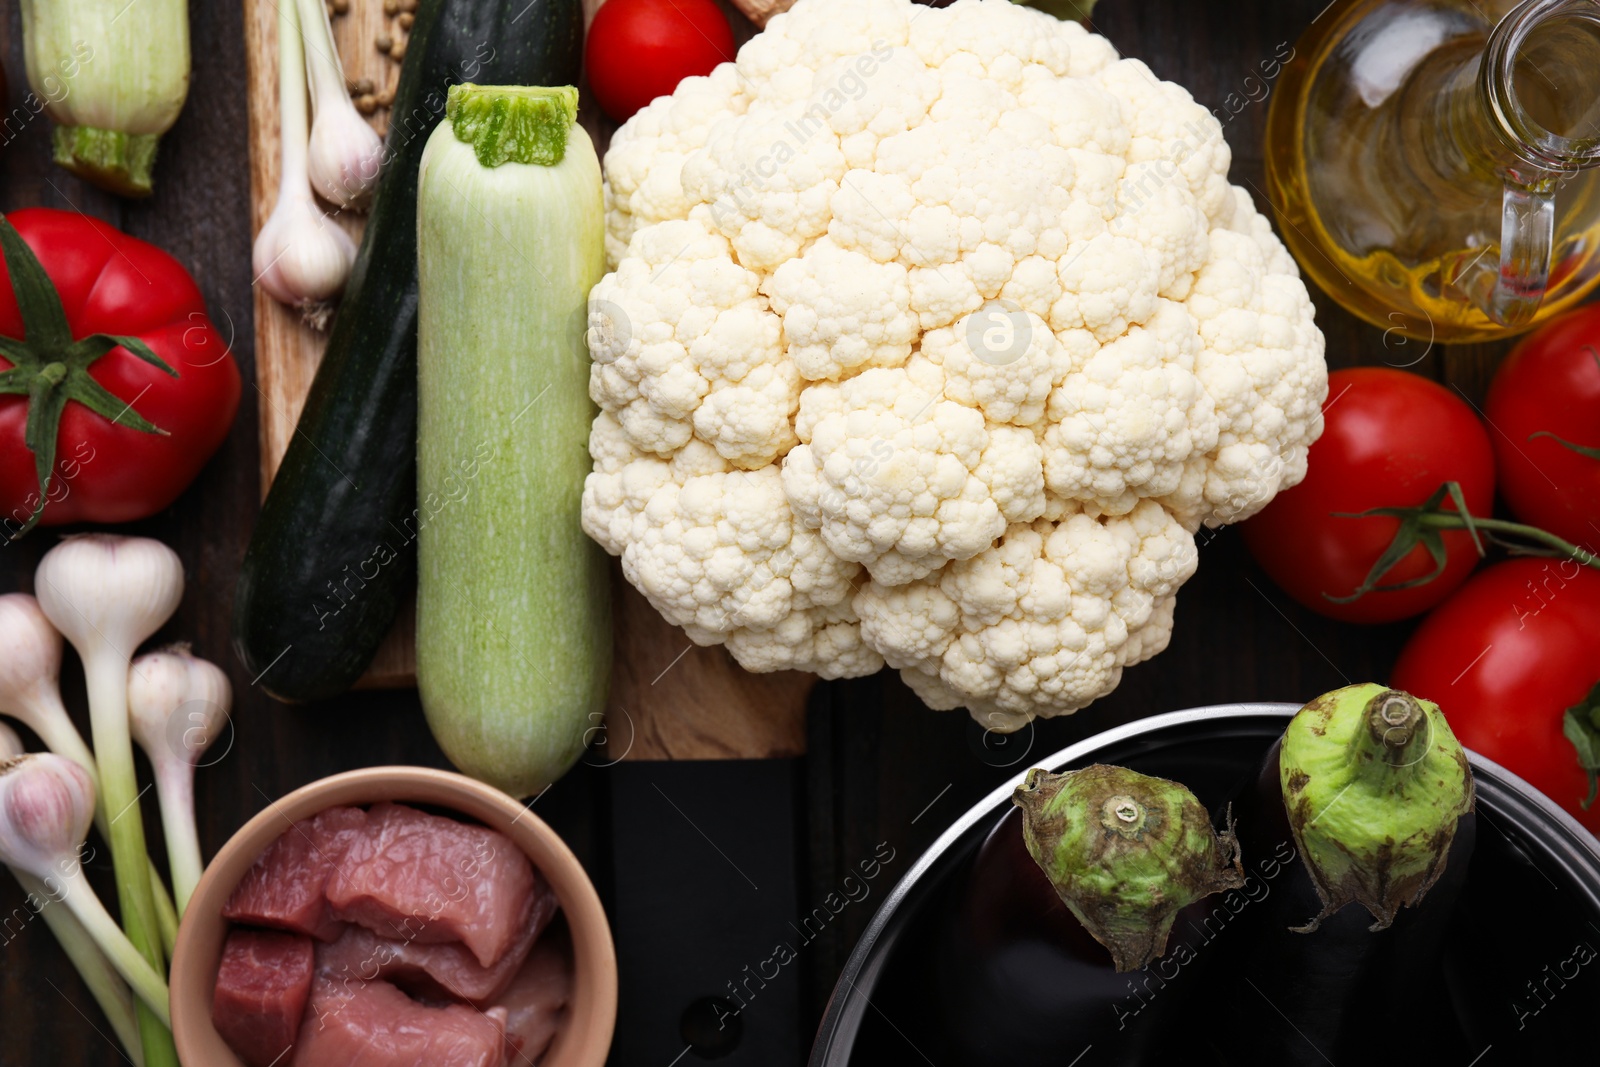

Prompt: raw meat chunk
[
  {"left": 212, "top": 929, "right": 315, "bottom": 1067},
  {"left": 292, "top": 973, "right": 506, "bottom": 1067},
  {"left": 326, "top": 802, "right": 536, "bottom": 967},
  {"left": 224, "top": 806, "right": 369, "bottom": 941},
  {"left": 315, "top": 879, "right": 555, "bottom": 1004},
  {"left": 496, "top": 927, "right": 573, "bottom": 1064}
]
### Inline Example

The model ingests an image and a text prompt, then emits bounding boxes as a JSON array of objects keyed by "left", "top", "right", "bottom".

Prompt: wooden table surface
[{"left": 0, "top": 0, "right": 1507, "bottom": 1063}]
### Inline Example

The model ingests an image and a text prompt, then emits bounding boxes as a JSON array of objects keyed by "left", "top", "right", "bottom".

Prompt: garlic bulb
[
  {"left": 127, "top": 645, "right": 231, "bottom": 912},
  {"left": 0, "top": 753, "right": 172, "bottom": 1025},
  {"left": 298, "top": 0, "right": 384, "bottom": 209},
  {"left": 253, "top": 0, "right": 355, "bottom": 326}
]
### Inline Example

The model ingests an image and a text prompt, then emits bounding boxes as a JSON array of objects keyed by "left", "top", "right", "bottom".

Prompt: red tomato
[
  {"left": 0, "top": 209, "right": 241, "bottom": 532},
  {"left": 1484, "top": 305, "right": 1600, "bottom": 552},
  {"left": 1240, "top": 367, "right": 1495, "bottom": 623},
  {"left": 1390, "top": 559, "right": 1600, "bottom": 835},
  {"left": 586, "top": 0, "right": 736, "bottom": 123}
]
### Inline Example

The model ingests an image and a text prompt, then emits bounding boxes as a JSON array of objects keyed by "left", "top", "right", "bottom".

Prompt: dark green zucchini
[{"left": 233, "top": 0, "right": 584, "bottom": 701}]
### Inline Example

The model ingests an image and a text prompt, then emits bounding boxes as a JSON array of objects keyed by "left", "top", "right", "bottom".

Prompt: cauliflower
[{"left": 584, "top": 0, "right": 1326, "bottom": 729}]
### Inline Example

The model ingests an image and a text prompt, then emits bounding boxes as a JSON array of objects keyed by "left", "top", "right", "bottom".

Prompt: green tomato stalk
[
  {"left": 1280, "top": 683, "right": 1475, "bottom": 930},
  {"left": 1013, "top": 763, "right": 1245, "bottom": 971}
]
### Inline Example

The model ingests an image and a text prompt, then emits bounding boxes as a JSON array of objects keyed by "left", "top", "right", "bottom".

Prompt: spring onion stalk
[
  {"left": 253, "top": 0, "right": 356, "bottom": 325},
  {"left": 18, "top": 0, "right": 190, "bottom": 197},
  {"left": 1279, "top": 683, "right": 1475, "bottom": 930},
  {"left": 127, "top": 647, "right": 230, "bottom": 913},
  {"left": 0, "top": 592, "right": 181, "bottom": 949},
  {"left": 34, "top": 535, "right": 183, "bottom": 1067},
  {"left": 0, "top": 754, "right": 171, "bottom": 1025},
  {"left": 1013, "top": 764, "right": 1246, "bottom": 971},
  {"left": 295, "top": 0, "right": 383, "bottom": 209}
]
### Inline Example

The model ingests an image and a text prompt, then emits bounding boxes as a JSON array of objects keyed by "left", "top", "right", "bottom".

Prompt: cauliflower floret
[
  {"left": 583, "top": 416, "right": 879, "bottom": 676},
  {"left": 854, "top": 501, "right": 1198, "bottom": 730},
  {"left": 783, "top": 362, "right": 1046, "bottom": 584},
  {"left": 586, "top": 0, "right": 1326, "bottom": 729}
]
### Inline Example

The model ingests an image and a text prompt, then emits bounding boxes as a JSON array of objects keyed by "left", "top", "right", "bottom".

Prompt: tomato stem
[{"left": 1328, "top": 481, "right": 1600, "bottom": 603}]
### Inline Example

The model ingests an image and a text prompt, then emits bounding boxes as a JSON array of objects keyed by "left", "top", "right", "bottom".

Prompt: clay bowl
[{"left": 170, "top": 766, "right": 616, "bottom": 1066}]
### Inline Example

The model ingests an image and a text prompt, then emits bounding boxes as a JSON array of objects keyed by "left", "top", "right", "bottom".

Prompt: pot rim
[{"left": 808, "top": 700, "right": 1600, "bottom": 1064}]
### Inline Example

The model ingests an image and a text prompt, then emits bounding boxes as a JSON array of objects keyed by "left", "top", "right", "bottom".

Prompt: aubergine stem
[
  {"left": 1280, "top": 683, "right": 1474, "bottom": 931},
  {"left": 1013, "top": 764, "right": 1244, "bottom": 972}
]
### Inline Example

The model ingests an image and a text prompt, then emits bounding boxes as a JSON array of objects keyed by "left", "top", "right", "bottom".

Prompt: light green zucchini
[{"left": 415, "top": 83, "right": 609, "bottom": 797}]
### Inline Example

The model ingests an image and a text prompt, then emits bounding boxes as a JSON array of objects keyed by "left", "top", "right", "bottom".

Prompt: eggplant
[
  {"left": 933, "top": 764, "right": 1245, "bottom": 1065},
  {"left": 1194, "top": 684, "right": 1477, "bottom": 1066}
]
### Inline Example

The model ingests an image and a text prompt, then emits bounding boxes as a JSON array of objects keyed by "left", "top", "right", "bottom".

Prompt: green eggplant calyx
[
  {"left": 1364, "top": 689, "right": 1427, "bottom": 761},
  {"left": 1101, "top": 794, "right": 1151, "bottom": 838},
  {"left": 1281, "top": 683, "right": 1475, "bottom": 933},
  {"left": 446, "top": 84, "right": 579, "bottom": 168},
  {"left": 1013, "top": 764, "right": 1245, "bottom": 973},
  {"left": 51, "top": 126, "right": 159, "bottom": 198}
]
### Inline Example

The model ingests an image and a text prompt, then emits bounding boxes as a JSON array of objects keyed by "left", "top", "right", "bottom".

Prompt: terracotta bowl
[{"left": 170, "top": 766, "right": 616, "bottom": 1066}]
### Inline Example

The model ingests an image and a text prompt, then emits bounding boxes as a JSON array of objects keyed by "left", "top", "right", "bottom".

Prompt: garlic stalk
[
  {"left": 34, "top": 535, "right": 183, "bottom": 1065},
  {"left": 253, "top": 0, "right": 356, "bottom": 327},
  {"left": 0, "top": 754, "right": 171, "bottom": 1025},
  {"left": 127, "top": 646, "right": 230, "bottom": 914},
  {"left": 0, "top": 591, "right": 181, "bottom": 959},
  {"left": 0, "top": 722, "right": 21, "bottom": 759},
  {"left": 0, "top": 593, "right": 99, "bottom": 783},
  {"left": 297, "top": 0, "right": 383, "bottom": 209},
  {"left": 11, "top": 863, "right": 145, "bottom": 1065}
]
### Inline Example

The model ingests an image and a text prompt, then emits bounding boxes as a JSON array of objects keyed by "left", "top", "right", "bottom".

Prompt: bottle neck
[
  {"left": 1482, "top": 0, "right": 1600, "bottom": 176},
  {"left": 1420, "top": 0, "right": 1600, "bottom": 194}
]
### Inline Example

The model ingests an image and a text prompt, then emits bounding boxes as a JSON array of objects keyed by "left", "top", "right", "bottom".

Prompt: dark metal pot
[{"left": 809, "top": 703, "right": 1600, "bottom": 1066}]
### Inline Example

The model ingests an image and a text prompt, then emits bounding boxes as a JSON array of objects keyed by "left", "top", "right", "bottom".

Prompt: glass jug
[{"left": 1265, "top": 0, "right": 1600, "bottom": 342}]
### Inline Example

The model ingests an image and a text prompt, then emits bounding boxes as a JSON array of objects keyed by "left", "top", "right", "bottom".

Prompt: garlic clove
[{"left": 0, "top": 753, "right": 95, "bottom": 882}]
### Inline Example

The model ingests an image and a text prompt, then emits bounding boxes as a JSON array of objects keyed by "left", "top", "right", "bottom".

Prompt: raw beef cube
[
  {"left": 292, "top": 973, "right": 506, "bottom": 1067},
  {"left": 495, "top": 927, "right": 573, "bottom": 1064},
  {"left": 316, "top": 886, "right": 557, "bottom": 1003},
  {"left": 326, "top": 802, "right": 536, "bottom": 967},
  {"left": 224, "top": 806, "right": 368, "bottom": 941},
  {"left": 212, "top": 928, "right": 315, "bottom": 1067}
]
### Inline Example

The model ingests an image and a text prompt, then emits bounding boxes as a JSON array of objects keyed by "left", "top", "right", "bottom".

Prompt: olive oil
[{"left": 1265, "top": 0, "right": 1600, "bottom": 342}]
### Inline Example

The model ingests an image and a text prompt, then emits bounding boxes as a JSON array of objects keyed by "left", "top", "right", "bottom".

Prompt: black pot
[{"left": 809, "top": 703, "right": 1600, "bottom": 1066}]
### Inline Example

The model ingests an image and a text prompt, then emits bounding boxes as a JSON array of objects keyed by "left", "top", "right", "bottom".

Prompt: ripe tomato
[
  {"left": 1484, "top": 305, "right": 1600, "bottom": 551},
  {"left": 1390, "top": 559, "right": 1600, "bottom": 835},
  {"left": 1240, "top": 367, "right": 1494, "bottom": 623},
  {"left": 586, "top": 0, "right": 736, "bottom": 123}
]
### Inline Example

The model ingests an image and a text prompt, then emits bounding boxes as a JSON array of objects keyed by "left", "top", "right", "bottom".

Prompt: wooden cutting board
[{"left": 241, "top": 0, "right": 809, "bottom": 757}]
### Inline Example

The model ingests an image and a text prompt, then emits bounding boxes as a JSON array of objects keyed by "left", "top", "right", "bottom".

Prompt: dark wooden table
[{"left": 0, "top": 1, "right": 1506, "bottom": 1063}]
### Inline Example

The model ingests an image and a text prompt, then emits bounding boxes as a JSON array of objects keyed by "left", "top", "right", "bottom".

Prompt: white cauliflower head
[{"left": 584, "top": 0, "right": 1326, "bottom": 729}]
